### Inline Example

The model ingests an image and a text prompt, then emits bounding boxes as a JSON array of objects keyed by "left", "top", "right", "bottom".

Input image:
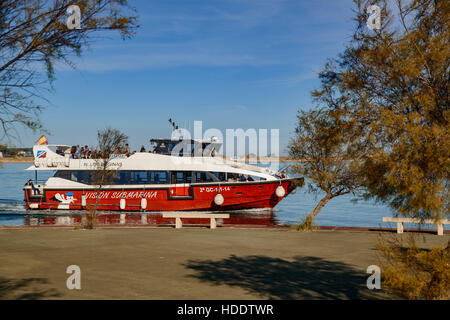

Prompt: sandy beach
[{"left": 0, "top": 227, "right": 447, "bottom": 300}]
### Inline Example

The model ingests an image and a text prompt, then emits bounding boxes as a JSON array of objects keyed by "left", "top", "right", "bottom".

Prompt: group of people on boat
[
  {"left": 228, "top": 173, "right": 254, "bottom": 182},
  {"left": 56, "top": 144, "right": 133, "bottom": 159},
  {"left": 54, "top": 140, "right": 167, "bottom": 159}
]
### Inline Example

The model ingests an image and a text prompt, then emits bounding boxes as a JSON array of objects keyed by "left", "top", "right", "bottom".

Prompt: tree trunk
[{"left": 307, "top": 193, "right": 333, "bottom": 221}]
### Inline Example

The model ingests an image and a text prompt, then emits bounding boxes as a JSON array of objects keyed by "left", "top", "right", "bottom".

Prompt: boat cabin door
[{"left": 169, "top": 171, "right": 192, "bottom": 197}]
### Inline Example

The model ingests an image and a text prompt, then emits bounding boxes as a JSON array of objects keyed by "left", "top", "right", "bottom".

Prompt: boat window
[
  {"left": 54, "top": 170, "right": 71, "bottom": 180},
  {"left": 171, "top": 171, "right": 193, "bottom": 184},
  {"left": 77, "top": 171, "right": 90, "bottom": 184},
  {"left": 59, "top": 170, "right": 90, "bottom": 184},
  {"left": 195, "top": 172, "right": 210, "bottom": 182},
  {"left": 195, "top": 171, "right": 226, "bottom": 182},
  {"left": 247, "top": 175, "right": 266, "bottom": 181},
  {"left": 150, "top": 171, "right": 169, "bottom": 184},
  {"left": 130, "top": 171, "right": 149, "bottom": 184},
  {"left": 215, "top": 172, "right": 226, "bottom": 181},
  {"left": 154, "top": 142, "right": 169, "bottom": 155},
  {"left": 114, "top": 171, "right": 129, "bottom": 185}
]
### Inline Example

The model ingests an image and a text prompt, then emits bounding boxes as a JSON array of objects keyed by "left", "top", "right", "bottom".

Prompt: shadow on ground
[
  {"left": 0, "top": 277, "right": 61, "bottom": 300},
  {"left": 185, "top": 255, "right": 388, "bottom": 299}
]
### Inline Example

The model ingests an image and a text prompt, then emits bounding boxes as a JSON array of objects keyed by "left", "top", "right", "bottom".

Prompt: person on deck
[
  {"left": 25, "top": 179, "right": 40, "bottom": 195},
  {"left": 74, "top": 145, "right": 80, "bottom": 159}
]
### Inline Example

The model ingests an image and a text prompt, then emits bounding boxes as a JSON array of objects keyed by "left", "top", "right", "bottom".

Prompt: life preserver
[
  {"left": 214, "top": 193, "right": 224, "bottom": 206},
  {"left": 140, "top": 198, "right": 147, "bottom": 210},
  {"left": 275, "top": 185, "right": 286, "bottom": 197},
  {"left": 119, "top": 198, "right": 126, "bottom": 210}
]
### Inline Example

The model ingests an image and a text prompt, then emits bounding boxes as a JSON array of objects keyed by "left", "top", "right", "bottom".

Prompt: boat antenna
[{"left": 169, "top": 118, "right": 183, "bottom": 138}]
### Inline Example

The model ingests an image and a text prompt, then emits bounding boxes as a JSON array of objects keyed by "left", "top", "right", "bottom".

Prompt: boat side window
[
  {"left": 195, "top": 172, "right": 210, "bottom": 182},
  {"left": 78, "top": 171, "right": 90, "bottom": 184},
  {"left": 195, "top": 171, "right": 226, "bottom": 182},
  {"left": 150, "top": 171, "right": 169, "bottom": 184},
  {"left": 114, "top": 171, "right": 129, "bottom": 185},
  {"left": 215, "top": 172, "right": 226, "bottom": 181},
  {"left": 171, "top": 171, "right": 193, "bottom": 184},
  {"left": 247, "top": 175, "right": 265, "bottom": 181},
  {"left": 68, "top": 171, "right": 90, "bottom": 184},
  {"left": 54, "top": 170, "right": 71, "bottom": 180},
  {"left": 130, "top": 171, "right": 148, "bottom": 184}
]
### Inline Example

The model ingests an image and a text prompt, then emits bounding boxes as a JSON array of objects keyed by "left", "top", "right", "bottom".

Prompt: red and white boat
[{"left": 24, "top": 138, "right": 298, "bottom": 212}]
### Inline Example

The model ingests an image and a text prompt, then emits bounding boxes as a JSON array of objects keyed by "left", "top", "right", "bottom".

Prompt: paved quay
[{"left": 0, "top": 227, "right": 447, "bottom": 299}]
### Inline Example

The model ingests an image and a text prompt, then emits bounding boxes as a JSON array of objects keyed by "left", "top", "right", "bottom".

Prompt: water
[{"left": 0, "top": 162, "right": 445, "bottom": 229}]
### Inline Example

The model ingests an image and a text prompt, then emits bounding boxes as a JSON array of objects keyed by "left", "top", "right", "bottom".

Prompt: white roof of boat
[{"left": 44, "top": 144, "right": 71, "bottom": 147}]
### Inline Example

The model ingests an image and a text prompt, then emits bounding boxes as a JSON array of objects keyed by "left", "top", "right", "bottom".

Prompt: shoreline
[
  {"left": 0, "top": 157, "right": 34, "bottom": 163},
  {"left": 0, "top": 223, "right": 447, "bottom": 234}
]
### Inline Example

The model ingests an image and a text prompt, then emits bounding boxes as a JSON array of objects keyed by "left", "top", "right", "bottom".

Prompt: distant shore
[{"left": 0, "top": 157, "right": 34, "bottom": 163}]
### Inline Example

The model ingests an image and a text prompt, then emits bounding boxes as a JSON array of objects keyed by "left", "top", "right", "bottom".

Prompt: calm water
[{"left": 0, "top": 162, "right": 443, "bottom": 229}]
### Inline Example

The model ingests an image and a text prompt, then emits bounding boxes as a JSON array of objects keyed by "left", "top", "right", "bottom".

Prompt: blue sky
[{"left": 19, "top": 0, "right": 356, "bottom": 155}]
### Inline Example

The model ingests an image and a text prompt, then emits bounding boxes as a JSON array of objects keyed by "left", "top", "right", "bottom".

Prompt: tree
[
  {"left": 376, "top": 235, "right": 449, "bottom": 300},
  {"left": 84, "top": 127, "right": 128, "bottom": 229},
  {"left": 311, "top": 0, "right": 449, "bottom": 222},
  {"left": 291, "top": 0, "right": 449, "bottom": 298},
  {"left": 0, "top": 0, "right": 137, "bottom": 140},
  {"left": 288, "top": 108, "right": 365, "bottom": 223}
]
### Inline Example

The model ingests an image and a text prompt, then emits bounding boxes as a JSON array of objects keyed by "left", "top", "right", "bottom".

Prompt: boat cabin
[{"left": 150, "top": 138, "right": 221, "bottom": 157}]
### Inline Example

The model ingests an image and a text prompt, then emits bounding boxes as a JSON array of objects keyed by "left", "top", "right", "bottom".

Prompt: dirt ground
[{"left": 0, "top": 227, "right": 447, "bottom": 299}]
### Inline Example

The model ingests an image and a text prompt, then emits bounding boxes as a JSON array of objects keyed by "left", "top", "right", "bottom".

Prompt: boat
[{"left": 23, "top": 138, "right": 299, "bottom": 212}]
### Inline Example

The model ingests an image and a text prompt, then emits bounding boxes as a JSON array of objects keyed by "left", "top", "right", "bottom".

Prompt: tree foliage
[
  {"left": 289, "top": 108, "right": 365, "bottom": 221},
  {"left": 0, "top": 0, "right": 138, "bottom": 140},
  {"left": 83, "top": 127, "right": 128, "bottom": 229},
  {"left": 377, "top": 236, "right": 450, "bottom": 300},
  {"left": 291, "top": 0, "right": 449, "bottom": 221}
]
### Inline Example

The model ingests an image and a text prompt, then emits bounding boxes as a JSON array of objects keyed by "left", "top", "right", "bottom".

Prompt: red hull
[{"left": 24, "top": 180, "right": 295, "bottom": 212}]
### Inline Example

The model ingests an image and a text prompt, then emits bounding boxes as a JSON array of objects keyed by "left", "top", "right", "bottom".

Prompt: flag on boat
[{"left": 37, "top": 135, "right": 48, "bottom": 145}]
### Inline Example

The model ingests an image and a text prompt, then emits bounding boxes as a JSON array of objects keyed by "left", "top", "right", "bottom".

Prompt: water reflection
[{"left": 20, "top": 210, "right": 279, "bottom": 227}]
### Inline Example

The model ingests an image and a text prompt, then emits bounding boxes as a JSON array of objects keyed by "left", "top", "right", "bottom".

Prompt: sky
[{"left": 17, "top": 0, "right": 357, "bottom": 155}]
